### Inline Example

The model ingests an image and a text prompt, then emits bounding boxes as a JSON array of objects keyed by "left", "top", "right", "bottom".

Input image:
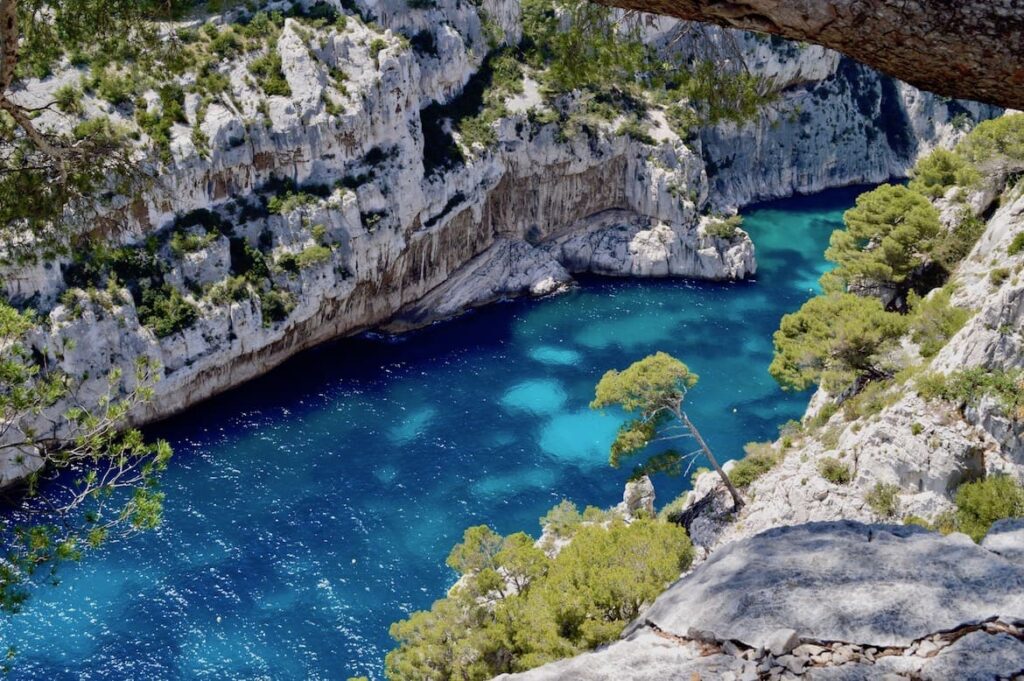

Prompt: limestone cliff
[{"left": 0, "top": 0, "right": 990, "bottom": 485}]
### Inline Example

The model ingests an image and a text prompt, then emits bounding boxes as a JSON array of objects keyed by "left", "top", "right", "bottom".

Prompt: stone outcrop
[
  {"left": 501, "top": 521, "right": 1024, "bottom": 680},
  {"left": 596, "top": 0, "right": 1024, "bottom": 112}
]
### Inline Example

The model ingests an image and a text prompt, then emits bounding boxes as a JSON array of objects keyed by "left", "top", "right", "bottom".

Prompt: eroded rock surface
[{"left": 502, "top": 521, "right": 1024, "bottom": 680}]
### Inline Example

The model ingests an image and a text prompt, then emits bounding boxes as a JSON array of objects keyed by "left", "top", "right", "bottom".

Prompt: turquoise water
[{"left": 0, "top": 187, "right": 862, "bottom": 679}]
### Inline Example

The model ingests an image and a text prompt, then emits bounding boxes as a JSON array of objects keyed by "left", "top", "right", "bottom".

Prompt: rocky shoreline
[{"left": 0, "top": 2, "right": 993, "bottom": 488}]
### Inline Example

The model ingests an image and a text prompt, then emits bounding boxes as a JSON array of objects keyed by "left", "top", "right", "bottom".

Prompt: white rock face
[
  {"left": 504, "top": 521, "right": 1024, "bottom": 681},
  {"left": 0, "top": 3, "right": 991, "bottom": 486}
]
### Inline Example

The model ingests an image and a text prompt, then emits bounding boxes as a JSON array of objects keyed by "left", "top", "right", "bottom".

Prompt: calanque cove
[{"left": 0, "top": 0, "right": 1023, "bottom": 678}]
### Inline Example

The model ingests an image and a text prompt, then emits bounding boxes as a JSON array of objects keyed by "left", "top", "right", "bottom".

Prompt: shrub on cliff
[
  {"left": 917, "top": 367, "right": 1024, "bottom": 421},
  {"left": 729, "top": 443, "right": 780, "bottom": 488},
  {"left": 705, "top": 215, "right": 744, "bottom": 240},
  {"left": 907, "top": 287, "right": 971, "bottom": 358},
  {"left": 955, "top": 476, "right": 1024, "bottom": 542},
  {"left": 818, "top": 456, "right": 852, "bottom": 485},
  {"left": 137, "top": 283, "right": 199, "bottom": 338},
  {"left": 866, "top": 482, "right": 901, "bottom": 518},
  {"left": 908, "top": 148, "right": 978, "bottom": 198},
  {"left": 385, "top": 515, "right": 692, "bottom": 680},
  {"left": 770, "top": 292, "right": 908, "bottom": 393},
  {"left": 821, "top": 184, "right": 942, "bottom": 295}
]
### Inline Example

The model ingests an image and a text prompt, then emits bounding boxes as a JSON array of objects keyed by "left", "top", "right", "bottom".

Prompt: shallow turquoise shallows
[{"left": 0, "top": 187, "right": 866, "bottom": 679}]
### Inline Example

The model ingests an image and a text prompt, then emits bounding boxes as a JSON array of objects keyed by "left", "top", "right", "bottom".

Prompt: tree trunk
[
  {"left": 597, "top": 0, "right": 1024, "bottom": 110},
  {"left": 677, "top": 408, "right": 745, "bottom": 511}
]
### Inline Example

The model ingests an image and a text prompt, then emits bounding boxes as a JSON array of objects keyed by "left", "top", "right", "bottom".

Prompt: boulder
[
  {"left": 638, "top": 521, "right": 1024, "bottom": 649},
  {"left": 620, "top": 475, "right": 656, "bottom": 519},
  {"left": 981, "top": 518, "right": 1024, "bottom": 565}
]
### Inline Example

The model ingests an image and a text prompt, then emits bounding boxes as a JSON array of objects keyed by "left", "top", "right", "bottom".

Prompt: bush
[
  {"left": 908, "top": 148, "right": 973, "bottom": 198},
  {"left": 705, "top": 215, "right": 743, "bottom": 240},
  {"left": 369, "top": 38, "right": 389, "bottom": 64},
  {"left": 539, "top": 499, "right": 582, "bottom": 538},
  {"left": 54, "top": 85, "right": 83, "bottom": 115},
  {"left": 957, "top": 113, "right": 1024, "bottom": 165},
  {"left": 169, "top": 230, "right": 217, "bottom": 257},
  {"left": 907, "top": 287, "right": 971, "bottom": 358},
  {"left": 990, "top": 267, "right": 1011, "bottom": 286},
  {"left": 95, "top": 68, "right": 134, "bottom": 106},
  {"left": 207, "top": 276, "right": 254, "bottom": 305},
  {"left": 955, "top": 475, "right": 1024, "bottom": 542},
  {"left": 930, "top": 209, "right": 986, "bottom": 273},
  {"left": 917, "top": 367, "right": 1024, "bottom": 420},
  {"left": 294, "top": 244, "right": 332, "bottom": 268},
  {"left": 818, "top": 456, "right": 852, "bottom": 485},
  {"left": 260, "top": 289, "right": 295, "bottom": 325},
  {"left": 866, "top": 482, "right": 901, "bottom": 518},
  {"left": 249, "top": 50, "right": 291, "bottom": 97},
  {"left": 1010, "top": 233, "right": 1024, "bottom": 256},
  {"left": 267, "top": 191, "right": 318, "bottom": 215},
  {"left": 729, "top": 443, "right": 779, "bottom": 487},
  {"left": 386, "top": 517, "right": 692, "bottom": 679},
  {"left": 137, "top": 284, "right": 199, "bottom": 338}
]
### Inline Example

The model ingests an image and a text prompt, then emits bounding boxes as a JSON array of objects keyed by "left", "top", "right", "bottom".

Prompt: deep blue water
[{"left": 0, "top": 187, "right": 864, "bottom": 679}]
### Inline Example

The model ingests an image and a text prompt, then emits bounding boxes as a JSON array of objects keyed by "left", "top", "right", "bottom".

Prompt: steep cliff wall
[{"left": 0, "top": 0, "right": 990, "bottom": 485}]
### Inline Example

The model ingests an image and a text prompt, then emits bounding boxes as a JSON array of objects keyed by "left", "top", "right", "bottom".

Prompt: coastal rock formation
[
  {"left": 500, "top": 521, "right": 1024, "bottom": 680},
  {"left": 597, "top": 0, "right": 1024, "bottom": 112},
  {"left": 0, "top": 0, "right": 993, "bottom": 485}
]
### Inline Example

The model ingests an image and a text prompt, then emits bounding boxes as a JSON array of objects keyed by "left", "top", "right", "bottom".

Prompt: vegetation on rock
[
  {"left": 0, "top": 302, "right": 171, "bottom": 613},
  {"left": 385, "top": 513, "right": 693, "bottom": 679},
  {"left": 770, "top": 293, "right": 907, "bottom": 393}
]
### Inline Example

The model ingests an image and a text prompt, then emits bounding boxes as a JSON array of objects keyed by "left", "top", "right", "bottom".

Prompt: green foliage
[
  {"left": 207, "top": 275, "right": 254, "bottom": 305},
  {"left": 592, "top": 352, "right": 744, "bottom": 506},
  {"left": 267, "top": 191, "right": 319, "bottom": 215},
  {"left": 866, "top": 482, "right": 901, "bottom": 518},
  {"left": 824, "top": 184, "right": 942, "bottom": 291},
  {"left": 917, "top": 367, "right": 1024, "bottom": 421},
  {"left": 169, "top": 229, "right": 217, "bottom": 257},
  {"left": 276, "top": 245, "right": 333, "bottom": 275},
  {"left": 369, "top": 38, "right": 389, "bottom": 65},
  {"left": 705, "top": 215, "right": 743, "bottom": 240},
  {"left": 840, "top": 378, "right": 898, "bottom": 420},
  {"left": 677, "top": 60, "right": 778, "bottom": 127},
  {"left": 1009, "top": 233, "right": 1024, "bottom": 256},
  {"left": 538, "top": 499, "right": 582, "bottom": 538},
  {"left": 818, "top": 456, "right": 852, "bottom": 485},
  {"left": 955, "top": 475, "right": 1024, "bottom": 542},
  {"left": 259, "top": 289, "right": 295, "bottom": 325},
  {"left": 908, "top": 148, "right": 976, "bottom": 198},
  {"left": 521, "top": 0, "right": 646, "bottom": 94},
  {"left": 729, "top": 442, "right": 779, "bottom": 487},
  {"left": 249, "top": 49, "right": 291, "bottom": 97},
  {"left": 386, "top": 517, "right": 692, "bottom": 679},
  {"left": 907, "top": 287, "right": 971, "bottom": 358},
  {"left": 137, "top": 284, "right": 199, "bottom": 338},
  {"left": 591, "top": 352, "right": 696, "bottom": 470},
  {"left": 0, "top": 302, "right": 171, "bottom": 613},
  {"left": 991, "top": 267, "right": 1011, "bottom": 286},
  {"left": 770, "top": 293, "right": 908, "bottom": 393},
  {"left": 956, "top": 113, "right": 1024, "bottom": 165},
  {"left": 54, "top": 85, "right": 84, "bottom": 115},
  {"left": 930, "top": 209, "right": 987, "bottom": 272}
]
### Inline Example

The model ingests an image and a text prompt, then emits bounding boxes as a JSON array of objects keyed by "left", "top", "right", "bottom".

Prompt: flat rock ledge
[{"left": 498, "top": 521, "right": 1024, "bottom": 680}]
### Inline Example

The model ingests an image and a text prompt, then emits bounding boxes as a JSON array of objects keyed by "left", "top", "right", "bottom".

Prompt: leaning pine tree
[{"left": 591, "top": 352, "right": 744, "bottom": 510}]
